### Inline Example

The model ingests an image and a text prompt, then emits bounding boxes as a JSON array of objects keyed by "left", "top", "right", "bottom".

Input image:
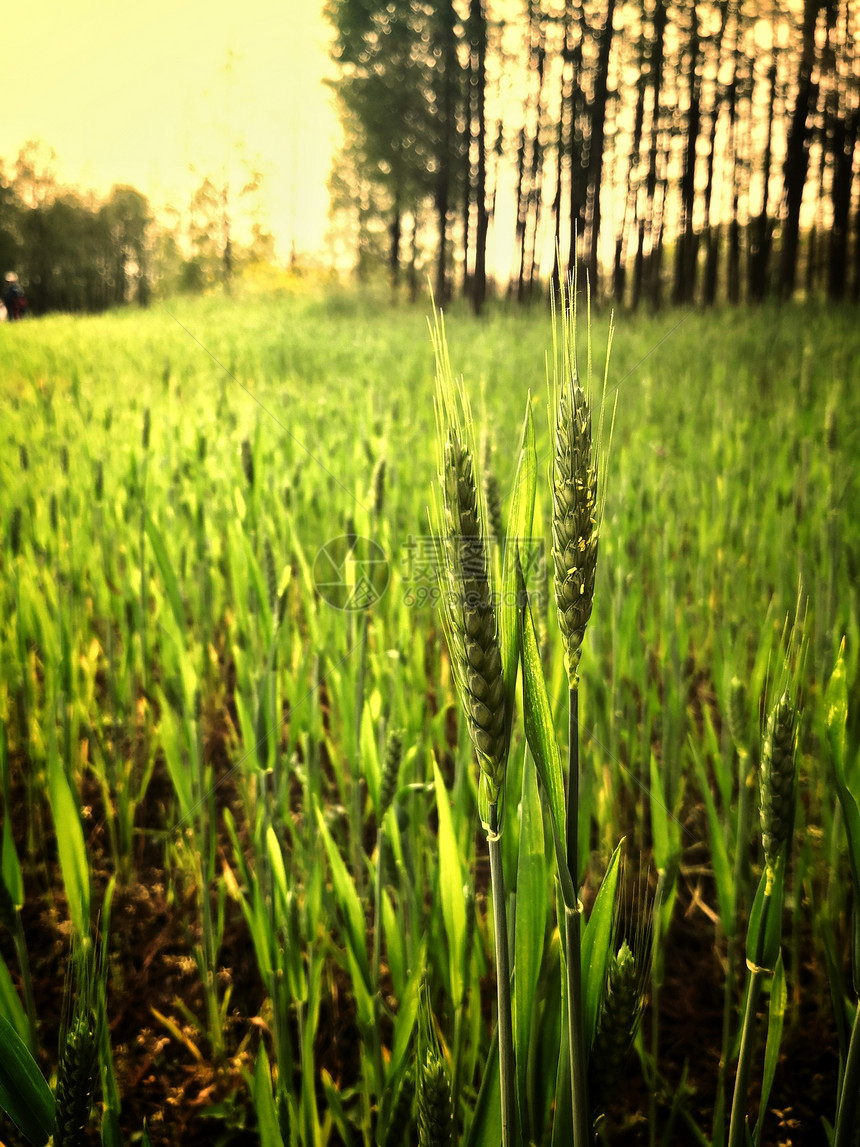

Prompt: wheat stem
[
  {"left": 727, "top": 896, "right": 768, "bottom": 1147},
  {"left": 488, "top": 800, "right": 515, "bottom": 1147},
  {"left": 566, "top": 686, "right": 590, "bottom": 1147}
]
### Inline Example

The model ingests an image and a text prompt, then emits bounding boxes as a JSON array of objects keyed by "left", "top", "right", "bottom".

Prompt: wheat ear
[
  {"left": 432, "top": 317, "right": 508, "bottom": 809},
  {"left": 417, "top": 985, "right": 453, "bottom": 1147},
  {"left": 760, "top": 691, "right": 798, "bottom": 887},
  {"left": 53, "top": 938, "right": 102, "bottom": 1147}
]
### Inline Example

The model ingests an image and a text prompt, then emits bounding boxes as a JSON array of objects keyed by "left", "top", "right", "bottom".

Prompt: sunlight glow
[{"left": 2, "top": 0, "right": 339, "bottom": 260}]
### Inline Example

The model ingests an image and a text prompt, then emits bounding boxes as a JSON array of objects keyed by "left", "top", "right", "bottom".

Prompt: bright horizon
[{"left": 2, "top": 0, "right": 340, "bottom": 262}]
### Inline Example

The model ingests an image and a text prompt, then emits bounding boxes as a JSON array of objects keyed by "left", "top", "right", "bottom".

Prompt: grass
[{"left": 0, "top": 286, "right": 859, "bottom": 1146}]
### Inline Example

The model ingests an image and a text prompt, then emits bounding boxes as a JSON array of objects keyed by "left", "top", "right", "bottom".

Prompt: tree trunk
[
  {"left": 585, "top": 0, "right": 617, "bottom": 296},
  {"left": 433, "top": 1, "right": 461, "bottom": 304},
  {"left": 472, "top": 0, "right": 488, "bottom": 315},
  {"left": 517, "top": 10, "right": 546, "bottom": 303},
  {"left": 635, "top": 0, "right": 667, "bottom": 308},
  {"left": 701, "top": 0, "right": 732, "bottom": 305},
  {"left": 408, "top": 212, "right": 419, "bottom": 303},
  {"left": 829, "top": 110, "right": 856, "bottom": 300},
  {"left": 672, "top": 2, "right": 701, "bottom": 306},
  {"left": 614, "top": 70, "right": 646, "bottom": 304},
  {"left": 749, "top": 57, "right": 777, "bottom": 302},
  {"left": 551, "top": 17, "right": 573, "bottom": 294},
  {"left": 779, "top": 0, "right": 820, "bottom": 300},
  {"left": 513, "top": 125, "right": 528, "bottom": 299},
  {"left": 726, "top": 69, "right": 741, "bottom": 304},
  {"left": 389, "top": 200, "right": 402, "bottom": 290},
  {"left": 567, "top": 4, "right": 587, "bottom": 282}
]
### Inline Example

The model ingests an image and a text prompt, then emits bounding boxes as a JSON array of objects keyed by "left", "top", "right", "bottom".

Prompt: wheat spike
[
  {"left": 417, "top": 985, "right": 453, "bottom": 1147},
  {"left": 10, "top": 506, "right": 23, "bottom": 556},
  {"left": 552, "top": 372, "right": 598, "bottom": 680},
  {"left": 53, "top": 1009, "right": 99, "bottom": 1147},
  {"left": 241, "top": 439, "right": 255, "bottom": 489},
  {"left": 440, "top": 430, "right": 507, "bottom": 801},
  {"left": 760, "top": 691, "right": 798, "bottom": 881},
  {"left": 550, "top": 277, "right": 614, "bottom": 685},
  {"left": 370, "top": 455, "right": 387, "bottom": 515},
  {"left": 431, "top": 309, "right": 511, "bottom": 823},
  {"left": 378, "top": 728, "right": 403, "bottom": 821},
  {"left": 263, "top": 538, "right": 278, "bottom": 612},
  {"left": 418, "top": 1055, "right": 453, "bottom": 1147},
  {"left": 589, "top": 940, "right": 642, "bottom": 1118}
]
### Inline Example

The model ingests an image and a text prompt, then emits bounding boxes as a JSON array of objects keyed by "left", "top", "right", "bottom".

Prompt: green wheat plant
[
  {"left": 824, "top": 642, "right": 860, "bottom": 1146},
  {"left": 2, "top": 288, "right": 860, "bottom": 1145},
  {"left": 548, "top": 273, "right": 616, "bottom": 1146},
  {"left": 431, "top": 308, "right": 531, "bottom": 1147},
  {"left": 52, "top": 937, "right": 103, "bottom": 1147},
  {"left": 728, "top": 631, "right": 803, "bottom": 1147},
  {"left": 0, "top": 901, "right": 114, "bottom": 1147}
]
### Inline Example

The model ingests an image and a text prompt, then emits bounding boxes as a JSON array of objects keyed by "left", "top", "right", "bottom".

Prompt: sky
[{"left": 1, "top": 0, "right": 340, "bottom": 259}]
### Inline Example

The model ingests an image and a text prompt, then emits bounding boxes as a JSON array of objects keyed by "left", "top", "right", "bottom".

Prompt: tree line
[
  {"left": 325, "top": 0, "right": 860, "bottom": 311},
  {"left": 0, "top": 143, "right": 275, "bottom": 314}
]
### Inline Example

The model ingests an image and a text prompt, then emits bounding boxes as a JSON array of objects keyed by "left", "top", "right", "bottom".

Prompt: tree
[
  {"left": 100, "top": 186, "right": 152, "bottom": 306},
  {"left": 780, "top": 0, "right": 822, "bottom": 299},
  {"left": 468, "top": 0, "right": 490, "bottom": 312},
  {"left": 326, "top": 0, "right": 446, "bottom": 288}
]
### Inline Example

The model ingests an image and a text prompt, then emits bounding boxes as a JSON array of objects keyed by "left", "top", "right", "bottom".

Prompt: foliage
[{"left": 0, "top": 290, "right": 859, "bottom": 1145}]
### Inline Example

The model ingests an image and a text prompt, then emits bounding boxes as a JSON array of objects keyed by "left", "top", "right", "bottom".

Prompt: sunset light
[
  {"left": 2, "top": 0, "right": 339, "bottom": 259},
  {"left": 2, "top": 5, "right": 859, "bottom": 1142}
]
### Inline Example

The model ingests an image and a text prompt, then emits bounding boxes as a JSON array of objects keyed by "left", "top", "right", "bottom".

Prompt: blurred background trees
[
  {"left": 325, "top": 0, "right": 860, "bottom": 309},
  {"left": 3, "top": 1, "right": 858, "bottom": 313},
  {"left": 0, "top": 142, "right": 275, "bottom": 314}
]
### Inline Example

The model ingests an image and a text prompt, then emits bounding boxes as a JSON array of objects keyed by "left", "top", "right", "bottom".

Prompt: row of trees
[
  {"left": 0, "top": 146, "right": 152, "bottom": 313},
  {"left": 325, "top": 0, "right": 860, "bottom": 310},
  {"left": 0, "top": 144, "right": 275, "bottom": 314}
]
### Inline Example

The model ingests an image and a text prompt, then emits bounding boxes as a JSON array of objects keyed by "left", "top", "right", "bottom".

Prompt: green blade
[
  {"left": 688, "top": 734, "right": 734, "bottom": 936},
  {"left": 0, "top": 724, "right": 23, "bottom": 908},
  {"left": 433, "top": 760, "right": 467, "bottom": 1007},
  {"left": 518, "top": 558, "right": 576, "bottom": 910},
  {"left": 514, "top": 747, "right": 548, "bottom": 1141},
  {"left": 314, "top": 802, "right": 371, "bottom": 993},
  {"left": 0, "top": 952, "right": 28, "bottom": 1045},
  {"left": 753, "top": 952, "right": 786, "bottom": 1146},
  {"left": 464, "top": 1030, "right": 501, "bottom": 1147},
  {"left": 253, "top": 1043, "right": 286, "bottom": 1147},
  {"left": 500, "top": 397, "right": 537, "bottom": 730},
  {"left": 47, "top": 737, "right": 91, "bottom": 936},
  {"left": 145, "top": 512, "right": 186, "bottom": 631},
  {"left": 746, "top": 862, "right": 786, "bottom": 973},
  {"left": 0, "top": 1010, "right": 55, "bottom": 1146},
  {"left": 581, "top": 839, "right": 624, "bottom": 1055},
  {"left": 388, "top": 947, "right": 426, "bottom": 1084}
]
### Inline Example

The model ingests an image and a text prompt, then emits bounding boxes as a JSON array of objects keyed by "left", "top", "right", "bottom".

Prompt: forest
[
  {"left": 0, "top": 144, "right": 274, "bottom": 314},
  {"left": 327, "top": 0, "right": 860, "bottom": 310},
  {"left": 2, "top": 3, "right": 859, "bottom": 315}
]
